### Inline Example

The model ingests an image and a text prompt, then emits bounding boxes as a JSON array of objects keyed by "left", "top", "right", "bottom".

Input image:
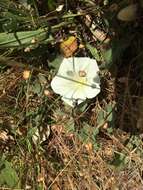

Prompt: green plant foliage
[
  {"left": 126, "top": 135, "right": 143, "bottom": 156},
  {"left": 27, "top": 126, "right": 38, "bottom": 138},
  {"left": 64, "top": 117, "right": 75, "bottom": 133},
  {"left": 78, "top": 123, "right": 100, "bottom": 150},
  {"left": 0, "top": 0, "right": 143, "bottom": 189},
  {"left": 86, "top": 43, "right": 100, "bottom": 61},
  {"left": 47, "top": 0, "right": 56, "bottom": 11},
  {"left": 26, "top": 138, "right": 33, "bottom": 152},
  {"left": 110, "top": 152, "right": 128, "bottom": 170},
  {"left": 105, "top": 103, "right": 114, "bottom": 122},
  {"left": 102, "top": 48, "right": 112, "bottom": 63},
  {"left": 0, "top": 0, "right": 31, "bottom": 32},
  {"left": 97, "top": 102, "right": 115, "bottom": 128},
  {"left": 49, "top": 55, "right": 64, "bottom": 71},
  {"left": 0, "top": 161, "right": 19, "bottom": 188},
  {"left": 31, "top": 81, "right": 42, "bottom": 95},
  {"left": 78, "top": 102, "right": 88, "bottom": 112},
  {"left": 0, "top": 28, "right": 53, "bottom": 48},
  {"left": 78, "top": 123, "right": 91, "bottom": 143},
  {"left": 97, "top": 109, "right": 104, "bottom": 126},
  {"left": 106, "top": 127, "right": 113, "bottom": 134},
  {"left": 37, "top": 183, "right": 45, "bottom": 190}
]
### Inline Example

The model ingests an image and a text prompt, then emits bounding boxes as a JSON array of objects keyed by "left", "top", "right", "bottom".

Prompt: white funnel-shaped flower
[{"left": 51, "top": 57, "right": 100, "bottom": 107}]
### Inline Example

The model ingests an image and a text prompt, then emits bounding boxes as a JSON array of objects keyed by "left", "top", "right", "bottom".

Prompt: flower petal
[
  {"left": 87, "top": 74, "right": 100, "bottom": 88},
  {"left": 73, "top": 57, "right": 99, "bottom": 73},
  {"left": 84, "top": 85, "right": 100, "bottom": 99},
  {"left": 62, "top": 96, "right": 84, "bottom": 107},
  {"left": 72, "top": 87, "right": 86, "bottom": 100},
  {"left": 51, "top": 75, "right": 83, "bottom": 99},
  {"left": 73, "top": 57, "right": 100, "bottom": 86},
  {"left": 74, "top": 57, "right": 91, "bottom": 73},
  {"left": 57, "top": 57, "right": 75, "bottom": 77},
  {"left": 85, "top": 59, "right": 100, "bottom": 80},
  {"left": 61, "top": 97, "right": 75, "bottom": 107}
]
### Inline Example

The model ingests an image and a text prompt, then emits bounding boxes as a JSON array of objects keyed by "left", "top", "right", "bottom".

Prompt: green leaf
[
  {"left": 47, "top": 0, "right": 56, "bottom": 10},
  {"left": 0, "top": 161, "right": 19, "bottom": 188},
  {"left": 78, "top": 123, "right": 91, "bottom": 143},
  {"left": 86, "top": 43, "right": 100, "bottom": 61},
  {"left": 93, "top": 141, "right": 100, "bottom": 151},
  {"left": 0, "top": 28, "right": 53, "bottom": 48},
  {"left": 49, "top": 55, "right": 64, "bottom": 71},
  {"left": 37, "top": 184, "right": 45, "bottom": 190},
  {"left": 26, "top": 110, "right": 36, "bottom": 117},
  {"left": 110, "top": 152, "right": 128, "bottom": 170},
  {"left": 107, "top": 127, "right": 113, "bottom": 134},
  {"left": 99, "top": 48, "right": 112, "bottom": 69},
  {"left": 106, "top": 103, "right": 113, "bottom": 112},
  {"left": 27, "top": 127, "right": 38, "bottom": 138},
  {"left": 32, "top": 82, "right": 42, "bottom": 95},
  {"left": 105, "top": 103, "right": 113, "bottom": 122},
  {"left": 0, "top": 156, "right": 6, "bottom": 169},
  {"left": 92, "top": 127, "right": 99, "bottom": 137},
  {"left": 64, "top": 117, "right": 75, "bottom": 133},
  {"left": 0, "top": 173, "right": 5, "bottom": 186},
  {"left": 102, "top": 48, "right": 112, "bottom": 64},
  {"left": 78, "top": 102, "right": 88, "bottom": 112},
  {"left": 97, "top": 103, "right": 115, "bottom": 128},
  {"left": 26, "top": 138, "right": 32, "bottom": 152},
  {"left": 97, "top": 109, "right": 104, "bottom": 126}
]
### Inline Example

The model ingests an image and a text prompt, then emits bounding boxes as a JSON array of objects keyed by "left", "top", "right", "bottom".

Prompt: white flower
[{"left": 51, "top": 57, "right": 100, "bottom": 107}]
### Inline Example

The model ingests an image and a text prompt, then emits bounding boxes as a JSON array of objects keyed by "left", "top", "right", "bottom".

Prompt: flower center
[
  {"left": 74, "top": 71, "right": 87, "bottom": 89},
  {"left": 66, "top": 70, "right": 87, "bottom": 88},
  {"left": 78, "top": 70, "right": 86, "bottom": 77}
]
